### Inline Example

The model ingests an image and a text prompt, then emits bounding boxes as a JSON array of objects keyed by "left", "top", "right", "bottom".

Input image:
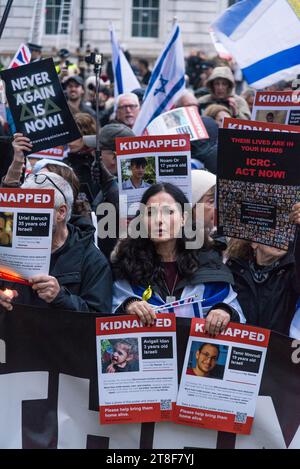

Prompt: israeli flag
[
  {"left": 133, "top": 22, "right": 185, "bottom": 135},
  {"left": 211, "top": 0, "right": 300, "bottom": 89},
  {"left": 110, "top": 24, "right": 140, "bottom": 99}
]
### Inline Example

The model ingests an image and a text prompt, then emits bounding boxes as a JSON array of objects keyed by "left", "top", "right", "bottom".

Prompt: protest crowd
[
  {"left": 1, "top": 1, "right": 300, "bottom": 448},
  {"left": 1, "top": 29, "right": 300, "bottom": 337}
]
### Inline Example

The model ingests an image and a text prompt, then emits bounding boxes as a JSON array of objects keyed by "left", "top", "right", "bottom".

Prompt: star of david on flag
[
  {"left": 9, "top": 44, "right": 31, "bottom": 69},
  {"left": 133, "top": 22, "right": 185, "bottom": 135}
]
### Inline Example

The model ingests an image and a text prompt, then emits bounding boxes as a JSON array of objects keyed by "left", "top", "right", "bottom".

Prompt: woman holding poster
[{"left": 112, "top": 183, "right": 245, "bottom": 335}]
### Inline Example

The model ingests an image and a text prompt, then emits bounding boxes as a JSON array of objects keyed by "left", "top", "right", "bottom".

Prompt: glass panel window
[
  {"left": 132, "top": 0, "right": 159, "bottom": 37},
  {"left": 45, "top": 0, "right": 62, "bottom": 35}
]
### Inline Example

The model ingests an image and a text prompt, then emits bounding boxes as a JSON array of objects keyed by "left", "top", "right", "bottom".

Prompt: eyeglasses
[
  {"left": 30, "top": 173, "right": 67, "bottom": 205},
  {"left": 200, "top": 352, "right": 218, "bottom": 361},
  {"left": 117, "top": 104, "right": 139, "bottom": 111}
]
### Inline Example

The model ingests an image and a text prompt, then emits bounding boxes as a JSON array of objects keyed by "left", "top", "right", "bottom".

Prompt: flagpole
[{"left": 0, "top": 0, "right": 14, "bottom": 39}]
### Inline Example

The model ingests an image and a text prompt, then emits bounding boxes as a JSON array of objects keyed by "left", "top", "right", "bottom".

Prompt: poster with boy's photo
[
  {"left": 116, "top": 134, "right": 191, "bottom": 221},
  {"left": 0, "top": 58, "right": 81, "bottom": 153},
  {"left": 96, "top": 314, "right": 178, "bottom": 425},
  {"left": 251, "top": 90, "right": 300, "bottom": 126}
]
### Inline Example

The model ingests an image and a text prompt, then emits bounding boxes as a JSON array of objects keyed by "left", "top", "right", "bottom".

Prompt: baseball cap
[
  {"left": 64, "top": 75, "right": 84, "bottom": 87},
  {"left": 83, "top": 124, "right": 135, "bottom": 150}
]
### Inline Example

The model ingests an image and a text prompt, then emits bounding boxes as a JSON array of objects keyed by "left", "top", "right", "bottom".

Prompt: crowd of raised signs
[{"left": 0, "top": 44, "right": 300, "bottom": 340}]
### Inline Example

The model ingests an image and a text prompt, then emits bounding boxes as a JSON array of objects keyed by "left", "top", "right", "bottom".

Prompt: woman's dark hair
[{"left": 112, "top": 183, "right": 202, "bottom": 286}]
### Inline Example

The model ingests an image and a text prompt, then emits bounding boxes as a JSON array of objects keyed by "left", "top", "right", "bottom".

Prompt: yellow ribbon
[{"left": 142, "top": 285, "right": 152, "bottom": 302}]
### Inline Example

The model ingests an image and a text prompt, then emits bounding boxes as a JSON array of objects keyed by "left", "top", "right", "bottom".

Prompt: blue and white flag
[
  {"left": 133, "top": 22, "right": 185, "bottom": 135},
  {"left": 211, "top": 0, "right": 300, "bottom": 89},
  {"left": 110, "top": 24, "right": 140, "bottom": 100},
  {"left": 9, "top": 43, "right": 31, "bottom": 69}
]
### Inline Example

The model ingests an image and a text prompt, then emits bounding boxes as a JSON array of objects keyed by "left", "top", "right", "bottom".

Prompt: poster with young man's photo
[
  {"left": 175, "top": 318, "right": 270, "bottom": 435},
  {"left": 0, "top": 58, "right": 81, "bottom": 153}
]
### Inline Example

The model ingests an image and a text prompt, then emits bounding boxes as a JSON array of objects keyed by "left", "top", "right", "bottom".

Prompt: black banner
[
  {"left": 0, "top": 305, "right": 300, "bottom": 449},
  {"left": 0, "top": 58, "right": 81, "bottom": 153}
]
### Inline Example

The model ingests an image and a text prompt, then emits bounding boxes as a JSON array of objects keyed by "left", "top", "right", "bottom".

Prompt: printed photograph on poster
[
  {"left": 186, "top": 341, "right": 228, "bottom": 380},
  {"left": 116, "top": 134, "right": 191, "bottom": 221},
  {"left": 0, "top": 212, "right": 13, "bottom": 247},
  {"left": 251, "top": 91, "right": 300, "bottom": 127},
  {"left": 175, "top": 318, "right": 270, "bottom": 435},
  {"left": 217, "top": 128, "right": 300, "bottom": 250},
  {"left": 101, "top": 338, "right": 139, "bottom": 373},
  {"left": 121, "top": 156, "right": 155, "bottom": 190},
  {"left": 255, "top": 110, "right": 287, "bottom": 124},
  {"left": 96, "top": 314, "right": 178, "bottom": 425},
  {"left": 0, "top": 58, "right": 81, "bottom": 153},
  {"left": 0, "top": 188, "right": 54, "bottom": 284},
  {"left": 147, "top": 106, "right": 209, "bottom": 141}
]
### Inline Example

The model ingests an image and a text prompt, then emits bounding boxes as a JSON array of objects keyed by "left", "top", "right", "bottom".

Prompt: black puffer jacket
[
  {"left": 226, "top": 238, "right": 300, "bottom": 335},
  {"left": 1, "top": 218, "right": 113, "bottom": 313}
]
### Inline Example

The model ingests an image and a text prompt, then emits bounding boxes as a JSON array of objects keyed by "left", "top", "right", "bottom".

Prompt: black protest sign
[
  {"left": 0, "top": 58, "right": 81, "bottom": 153},
  {"left": 217, "top": 129, "right": 300, "bottom": 250}
]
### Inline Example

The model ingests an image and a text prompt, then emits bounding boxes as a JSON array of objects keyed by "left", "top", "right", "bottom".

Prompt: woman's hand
[
  {"left": 12, "top": 133, "right": 32, "bottom": 162},
  {"left": 290, "top": 203, "right": 300, "bottom": 225},
  {"left": 205, "top": 308, "right": 231, "bottom": 335},
  {"left": 126, "top": 300, "right": 156, "bottom": 326}
]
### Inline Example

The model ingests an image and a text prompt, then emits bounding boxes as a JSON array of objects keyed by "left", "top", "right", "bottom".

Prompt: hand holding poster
[
  {"left": 0, "top": 58, "right": 81, "bottom": 153},
  {"left": 175, "top": 319, "right": 270, "bottom": 434},
  {"left": 96, "top": 314, "right": 178, "bottom": 425},
  {"left": 147, "top": 107, "right": 209, "bottom": 141},
  {"left": 0, "top": 188, "right": 54, "bottom": 284},
  {"left": 217, "top": 128, "right": 300, "bottom": 250}
]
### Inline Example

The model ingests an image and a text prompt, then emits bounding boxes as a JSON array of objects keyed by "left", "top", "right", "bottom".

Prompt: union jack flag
[{"left": 9, "top": 44, "right": 31, "bottom": 69}]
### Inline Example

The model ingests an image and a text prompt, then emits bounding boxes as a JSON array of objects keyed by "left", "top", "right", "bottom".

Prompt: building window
[
  {"left": 45, "top": 0, "right": 62, "bottom": 35},
  {"left": 132, "top": 0, "right": 160, "bottom": 38}
]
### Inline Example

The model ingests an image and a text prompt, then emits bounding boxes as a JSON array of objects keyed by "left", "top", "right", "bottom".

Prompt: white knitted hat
[{"left": 191, "top": 169, "right": 216, "bottom": 207}]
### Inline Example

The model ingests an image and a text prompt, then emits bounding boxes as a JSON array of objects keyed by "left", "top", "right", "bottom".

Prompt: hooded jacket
[
  {"left": 113, "top": 248, "right": 245, "bottom": 322},
  {"left": 198, "top": 66, "right": 251, "bottom": 120},
  {"left": 1, "top": 217, "right": 113, "bottom": 313}
]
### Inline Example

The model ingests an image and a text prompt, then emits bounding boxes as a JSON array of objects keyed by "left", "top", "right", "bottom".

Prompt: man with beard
[{"left": 64, "top": 75, "right": 96, "bottom": 119}]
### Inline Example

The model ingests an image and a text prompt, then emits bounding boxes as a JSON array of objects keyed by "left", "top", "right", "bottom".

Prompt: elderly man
[
  {"left": 0, "top": 172, "right": 112, "bottom": 313},
  {"left": 115, "top": 92, "right": 140, "bottom": 129}
]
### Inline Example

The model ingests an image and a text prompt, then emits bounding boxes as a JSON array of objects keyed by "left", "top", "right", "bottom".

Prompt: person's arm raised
[{"left": 2, "top": 133, "right": 32, "bottom": 187}]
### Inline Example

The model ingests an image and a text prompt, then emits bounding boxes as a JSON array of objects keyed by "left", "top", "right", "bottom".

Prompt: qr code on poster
[
  {"left": 234, "top": 412, "right": 247, "bottom": 424},
  {"left": 160, "top": 399, "right": 172, "bottom": 411}
]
